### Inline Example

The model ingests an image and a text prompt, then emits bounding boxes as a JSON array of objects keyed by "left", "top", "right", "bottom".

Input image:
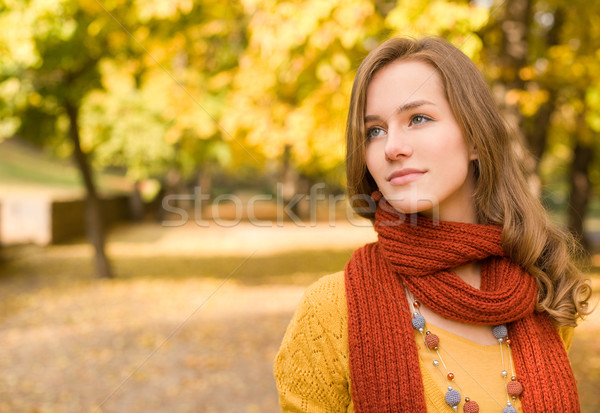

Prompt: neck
[
  {"left": 453, "top": 262, "right": 481, "bottom": 289},
  {"left": 418, "top": 201, "right": 478, "bottom": 224},
  {"left": 418, "top": 171, "right": 478, "bottom": 224}
]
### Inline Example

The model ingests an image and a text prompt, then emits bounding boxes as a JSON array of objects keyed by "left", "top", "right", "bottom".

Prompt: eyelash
[
  {"left": 410, "top": 114, "right": 433, "bottom": 125},
  {"left": 365, "top": 114, "right": 433, "bottom": 140},
  {"left": 366, "top": 126, "right": 385, "bottom": 140}
]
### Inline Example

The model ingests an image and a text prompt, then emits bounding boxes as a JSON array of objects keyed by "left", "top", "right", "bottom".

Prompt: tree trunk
[
  {"left": 489, "top": 0, "right": 543, "bottom": 195},
  {"left": 281, "top": 144, "right": 300, "bottom": 219},
  {"left": 524, "top": 8, "right": 564, "bottom": 169},
  {"left": 566, "top": 143, "right": 593, "bottom": 252},
  {"left": 65, "top": 101, "right": 114, "bottom": 279},
  {"left": 526, "top": 91, "right": 556, "bottom": 163},
  {"left": 197, "top": 164, "right": 213, "bottom": 218},
  {"left": 129, "top": 180, "right": 145, "bottom": 221},
  {"left": 497, "top": 0, "right": 531, "bottom": 129}
]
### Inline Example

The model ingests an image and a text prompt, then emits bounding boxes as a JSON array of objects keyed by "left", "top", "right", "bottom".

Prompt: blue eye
[
  {"left": 410, "top": 114, "right": 432, "bottom": 125},
  {"left": 366, "top": 126, "right": 386, "bottom": 140}
]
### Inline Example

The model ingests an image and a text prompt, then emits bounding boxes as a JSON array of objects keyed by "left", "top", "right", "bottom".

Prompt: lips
[{"left": 386, "top": 168, "right": 426, "bottom": 185}]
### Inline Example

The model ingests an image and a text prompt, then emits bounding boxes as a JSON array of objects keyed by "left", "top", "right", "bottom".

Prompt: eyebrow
[{"left": 364, "top": 99, "right": 435, "bottom": 123}]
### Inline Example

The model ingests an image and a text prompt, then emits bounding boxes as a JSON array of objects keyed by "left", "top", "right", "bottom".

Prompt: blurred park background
[{"left": 1, "top": 0, "right": 599, "bottom": 411}]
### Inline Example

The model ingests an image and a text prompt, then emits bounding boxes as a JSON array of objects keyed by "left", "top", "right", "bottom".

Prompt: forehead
[{"left": 365, "top": 60, "right": 445, "bottom": 114}]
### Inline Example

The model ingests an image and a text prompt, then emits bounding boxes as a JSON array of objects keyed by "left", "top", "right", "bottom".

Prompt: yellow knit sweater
[{"left": 274, "top": 272, "right": 574, "bottom": 412}]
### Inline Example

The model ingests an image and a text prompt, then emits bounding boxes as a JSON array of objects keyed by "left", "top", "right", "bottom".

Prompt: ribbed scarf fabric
[{"left": 345, "top": 192, "right": 580, "bottom": 412}]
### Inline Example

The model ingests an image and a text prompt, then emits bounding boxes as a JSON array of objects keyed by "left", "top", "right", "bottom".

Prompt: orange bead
[
  {"left": 464, "top": 400, "right": 480, "bottom": 413},
  {"left": 413, "top": 301, "right": 420, "bottom": 308},
  {"left": 425, "top": 333, "right": 440, "bottom": 350},
  {"left": 507, "top": 380, "right": 523, "bottom": 397},
  {"left": 447, "top": 372, "right": 455, "bottom": 380},
  {"left": 505, "top": 339, "right": 512, "bottom": 345}
]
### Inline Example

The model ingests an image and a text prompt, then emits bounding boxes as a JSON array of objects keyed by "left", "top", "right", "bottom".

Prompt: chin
[
  {"left": 381, "top": 189, "right": 439, "bottom": 215},
  {"left": 384, "top": 199, "right": 438, "bottom": 217}
]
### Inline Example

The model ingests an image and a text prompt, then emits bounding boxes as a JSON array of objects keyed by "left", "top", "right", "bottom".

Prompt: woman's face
[{"left": 364, "top": 59, "right": 478, "bottom": 223}]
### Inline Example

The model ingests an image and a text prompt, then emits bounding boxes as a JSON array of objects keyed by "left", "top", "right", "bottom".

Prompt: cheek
[
  {"left": 438, "top": 140, "right": 472, "bottom": 183},
  {"left": 365, "top": 144, "right": 382, "bottom": 181},
  {"left": 440, "top": 130, "right": 471, "bottom": 164}
]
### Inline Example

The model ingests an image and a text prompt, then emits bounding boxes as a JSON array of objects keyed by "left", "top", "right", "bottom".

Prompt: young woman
[{"left": 274, "top": 37, "right": 591, "bottom": 412}]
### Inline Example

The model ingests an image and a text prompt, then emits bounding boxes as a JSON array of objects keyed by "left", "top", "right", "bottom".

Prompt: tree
[
  {"left": 0, "top": 0, "right": 120, "bottom": 277},
  {"left": 0, "top": 0, "right": 250, "bottom": 275},
  {"left": 78, "top": 0, "right": 248, "bottom": 208},
  {"left": 224, "top": 0, "right": 490, "bottom": 190},
  {"left": 479, "top": 0, "right": 600, "bottom": 248}
]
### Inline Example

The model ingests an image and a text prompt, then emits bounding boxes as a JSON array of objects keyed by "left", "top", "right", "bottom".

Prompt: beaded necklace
[{"left": 409, "top": 296, "right": 524, "bottom": 413}]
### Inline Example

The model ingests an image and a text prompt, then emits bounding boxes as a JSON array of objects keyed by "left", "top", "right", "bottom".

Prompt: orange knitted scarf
[{"left": 345, "top": 192, "right": 580, "bottom": 412}]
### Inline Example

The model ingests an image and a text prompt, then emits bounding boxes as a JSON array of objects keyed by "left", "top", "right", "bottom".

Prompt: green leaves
[
  {"left": 0, "top": 0, "right": 247, "bottom": 181},
  {"left": 2, "top": 0, "right": 599, "bottom": 200}
]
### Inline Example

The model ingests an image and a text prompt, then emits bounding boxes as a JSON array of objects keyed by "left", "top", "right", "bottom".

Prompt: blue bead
[
  {"left": 412, "top": 314, "right": 426, "bottom": 330},
  {"left": 445, "top": 389, "right": 461, "bottom": 407},
  {"left": 493, "top": 324, "right": 508, "bottom": 339},
  {"left": 502, "top": 406, "right": 517, "bottom": 413}
]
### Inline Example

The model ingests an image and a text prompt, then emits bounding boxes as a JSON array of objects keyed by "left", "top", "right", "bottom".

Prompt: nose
[{"left": 384, "top": 128, "right": 413, "bottom": 161}]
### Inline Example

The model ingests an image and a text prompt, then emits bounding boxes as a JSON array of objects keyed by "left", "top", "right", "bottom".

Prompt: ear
[{"left": 468, "top": 145, "right": 478, "bottom": 161}]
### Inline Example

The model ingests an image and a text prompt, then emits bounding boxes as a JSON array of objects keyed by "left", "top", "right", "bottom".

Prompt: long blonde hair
[{"left": 346, "top": 37, "right": 591, "bottom": 326}]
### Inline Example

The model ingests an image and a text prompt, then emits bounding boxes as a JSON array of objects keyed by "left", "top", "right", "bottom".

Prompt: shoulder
[
  {"left": 556, "top": 325, "right": 575, "bottom": 352},
  {"left": 278, "top": 270, "right": 348, "bottom": 342},
  {"left": 303, "top": 271, "right": 347, "bottom": 310},
  {"left": 289, "top": 271, "right": 348, "bottom": 336},
  {"left": 274, "top": 272, "right": 352, "bottom": 411}
]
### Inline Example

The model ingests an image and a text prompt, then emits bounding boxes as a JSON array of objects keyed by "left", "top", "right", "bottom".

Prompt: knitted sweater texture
[{"left": 273, "top": 272, "right": 574, "bottom": 412}]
